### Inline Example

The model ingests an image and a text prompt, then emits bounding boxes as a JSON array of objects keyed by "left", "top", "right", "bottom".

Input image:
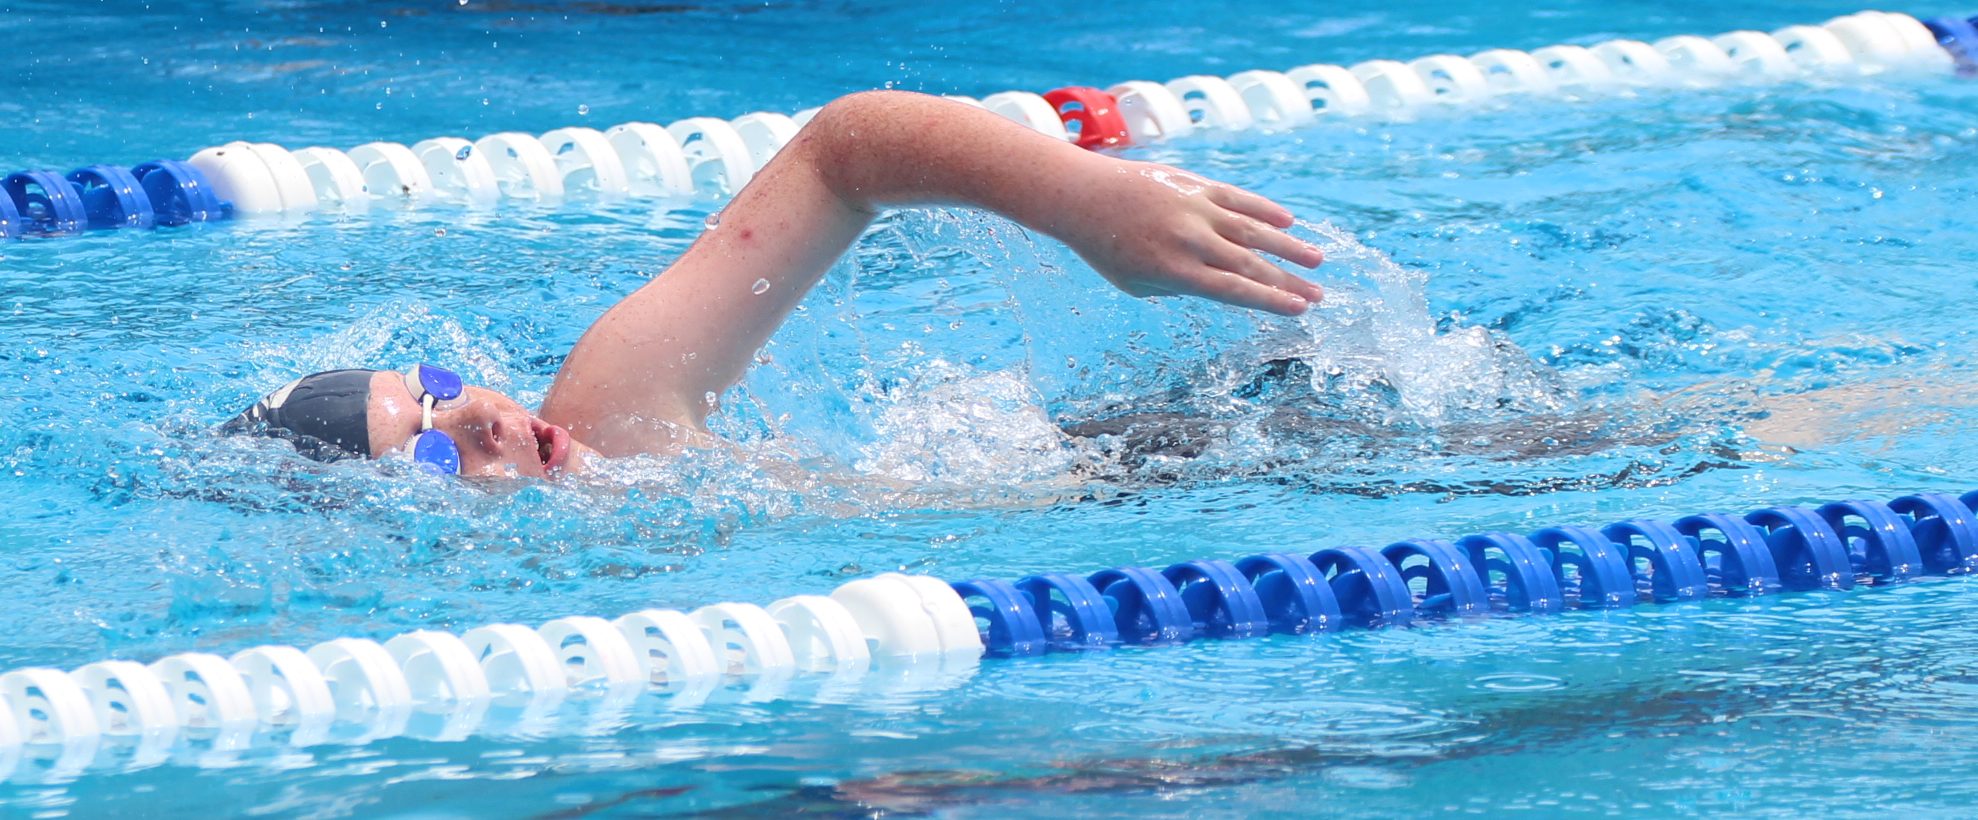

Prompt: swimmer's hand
[{"left": 1043, "top": 159, "right": 1326, "bottom": 316}]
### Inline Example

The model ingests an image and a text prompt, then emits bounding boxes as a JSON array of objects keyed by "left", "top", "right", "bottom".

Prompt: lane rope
[
  {"left": 4, "top": 487, "right": 1976, "bottom": 780},
  {"left": 0, "top": 10, "right": 1965, "bottom": 241}
]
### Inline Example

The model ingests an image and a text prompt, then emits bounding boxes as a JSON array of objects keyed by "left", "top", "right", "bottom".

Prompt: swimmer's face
[{"left": 360, "top": 371, "right": 592, "bottom": 478}]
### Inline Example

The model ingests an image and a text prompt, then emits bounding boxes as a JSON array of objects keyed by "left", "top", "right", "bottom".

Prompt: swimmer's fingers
[
  {"left": 1202, "top": 236, "right": 1325, "bottom": 307},
  {"left": 1207, "top": 183, "right": 1295, "bottom": 229},
  {"left": 1215, "top": 212, "right": 1325, "bottom": 269},
  {"left": 1167, "top": 264, "right": 1312, "bottom": 316}
]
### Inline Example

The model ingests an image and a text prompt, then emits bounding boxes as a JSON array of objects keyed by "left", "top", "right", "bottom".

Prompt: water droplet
[
  {"left": 576, "top": 104, "right": 590, "bottom": 116},
  {"left": 457, "top": 0, "right": 468, "bottom": 5},
  {"left": 750, "top": 278, "right": 771, "bottom": 295},
  {"left": 434, "top": 228, "right": 447, "bottom": 236},
  {"left": 454, "top": 144, "right": 472, "bottom": 161},
  {"left": 339, "top": 262, "right": 353, "bottom": 271},
  {"left": 480, "top": 98, "right": 490, "bottom": 106},
  {"left": 379, "top": 19, "right": 388, "bottom": 28},
  {"left": 703, "top": 391, "right": 718, "bottom": 406},
  {"left": 702, "top": 211, "right": 721, "bottom": 229}
]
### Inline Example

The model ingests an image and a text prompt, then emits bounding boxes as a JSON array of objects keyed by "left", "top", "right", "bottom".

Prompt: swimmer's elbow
[
  {"left": 803, "top": 90, "right": 915, "bottom": 143},
  {"left": 797, "top": 90, "right": 947, "bottom": 209}
]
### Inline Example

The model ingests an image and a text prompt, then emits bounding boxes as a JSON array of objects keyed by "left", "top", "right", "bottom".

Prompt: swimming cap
[{"left": 222, "top": 369, "right": 379, "bottom": 461}]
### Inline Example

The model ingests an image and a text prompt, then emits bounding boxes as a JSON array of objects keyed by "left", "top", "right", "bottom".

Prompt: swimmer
[{"left": 224, "top": 91, "right": 1328, "bottom": 477}]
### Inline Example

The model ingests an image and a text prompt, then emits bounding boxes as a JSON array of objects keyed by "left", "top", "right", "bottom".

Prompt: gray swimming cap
[{"left": 222, "top": 369, "right": 379, "bottom": 461}]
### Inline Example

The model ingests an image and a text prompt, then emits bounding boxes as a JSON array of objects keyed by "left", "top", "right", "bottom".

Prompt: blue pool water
[{"left": 7, "top": 0, "right": 1978, "bottom": 814}]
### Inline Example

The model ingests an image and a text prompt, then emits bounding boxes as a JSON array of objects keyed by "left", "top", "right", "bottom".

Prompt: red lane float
[{"left": 1043, "top": 86, "right": 1132, "bottom": 150}]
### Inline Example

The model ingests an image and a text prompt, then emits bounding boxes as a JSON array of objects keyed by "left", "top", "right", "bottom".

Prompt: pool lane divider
[
  {"left": 3, "top": 488, "right": 1977, "bottom": 780},
  {"left": 0, "top": 161, "right": 229, "bottom": 240},
  {"left": 0, "top": 9, "right": 1968, "bottom": 243}
]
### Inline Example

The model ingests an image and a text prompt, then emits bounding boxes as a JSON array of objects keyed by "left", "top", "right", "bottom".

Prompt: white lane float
[
  {"left": 605, "top": 122, "right": 696, "bottom": 197},
  {"left": 539, "top": 127, "right": 634, "bottom": 199},
  {"left": 411, "top": 137, "right": 502, "bottom": 207},
  {"left": 767, "top": 595, "right": 872, "bottom": 674},
  {"left": 229, "top": 645, "right": 335, "bottom": 743},
  {"left": 291, "top": 147, "right": 372, "bottom": 212},
  {"left": 347, "top": 141, "right": 437, "bottom": 205},
  {"left": 666, "top": 117, "right": 757, "bottom": 194}
]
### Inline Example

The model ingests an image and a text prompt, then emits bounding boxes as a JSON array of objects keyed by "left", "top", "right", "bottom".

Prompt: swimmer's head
[{"left": 222, "top": 365, "right": 585, "bottom": 478}]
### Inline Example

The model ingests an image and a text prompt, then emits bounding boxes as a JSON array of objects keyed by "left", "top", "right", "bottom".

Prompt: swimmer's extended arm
[{"left": 541, "top": 90, "right": 1326, "bottom": 457}]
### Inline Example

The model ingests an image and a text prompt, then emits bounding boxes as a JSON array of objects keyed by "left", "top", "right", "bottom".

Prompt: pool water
[{"left": 7, "top": 0, "right": 1978, "bottom": 815}]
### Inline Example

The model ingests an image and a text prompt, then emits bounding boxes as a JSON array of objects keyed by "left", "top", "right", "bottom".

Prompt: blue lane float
[
  {"left": 1671, "top": 513, "right": 1781, "bottom": 595},
  {"left": 949, "top": 489, "right": 1978, "bottom": 657},
  {"left": 1235, "top": 552, "right": 1344, "bottom": 633},
  {"left": 132, "top": 160, "right": 228, "bottom": 226},
  {"left": 0, "top": 160, "right": 227, "bottom": 240},
  {"left": 952, "top": 579, "right": 1049, "bottom": 656},
  {"left": 1088, "top": 566, "right": 1195, "bottom": 644},
  {"left": 1454, "top": 532, "right": 1564, "bottom": 613},
  {"left": 0, "top": 188, "right": 20, "bottom": 240},
  {"left": 3, "top": 170, "right": 89, "bottom": 236},
  {"left": 67, "top": 165, "right": 155, "bottom": 229},
  {"left": 1014, "top": 573, "right": 1118, "bottom": 650},
  {"left": 1896, "top": 491, "right": 1978, "bottom": 572},
  {"left": 1312, "top": 545, "right": 1417, "bottom": 628},
  {"left": 1924, "top": 15, "right": 1978, "bottom": 71}
]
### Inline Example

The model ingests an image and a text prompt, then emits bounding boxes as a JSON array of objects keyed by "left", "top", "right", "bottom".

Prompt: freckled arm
[{"left": 539, "top": 91, "right": 1324, "bottom": 458}]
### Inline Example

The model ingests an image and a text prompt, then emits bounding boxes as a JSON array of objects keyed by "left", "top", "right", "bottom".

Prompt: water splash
[
  {"left": 1048, "top": 219, "right": 1582, "bottom": 480},
  {"left": 1263, "top": 219, "right": 1569, "bottom": 427},
  {"left": 853, "top": 360, "right": 1082, "bottom": 486},
  {"left": 240, "top": 302, "right": 515, "bottom": 400}
]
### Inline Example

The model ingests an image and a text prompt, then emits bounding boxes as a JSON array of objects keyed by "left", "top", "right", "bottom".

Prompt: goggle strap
[{"left": 403, "top": 368, "right": 425, "bottom": 404}]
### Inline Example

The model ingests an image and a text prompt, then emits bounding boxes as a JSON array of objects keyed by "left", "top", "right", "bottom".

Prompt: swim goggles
[{"left": 405, "top": 363, "right": 465, "bottom": 475}]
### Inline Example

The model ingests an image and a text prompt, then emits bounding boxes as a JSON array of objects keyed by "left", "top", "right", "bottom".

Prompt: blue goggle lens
[
  {"left": 411, "top": 429, "right": 461, "bottom": 475},
  {"left": 412, "top": 363, "right": 464, "bottom": 403}
]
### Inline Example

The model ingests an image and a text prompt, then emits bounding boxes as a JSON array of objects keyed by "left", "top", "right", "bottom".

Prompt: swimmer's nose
[
  {"left": 445, "top": 402, "right": 507, "bottom": 455},
  {"left": 486, "top": 417, "right": 508, "bottom": 452}
]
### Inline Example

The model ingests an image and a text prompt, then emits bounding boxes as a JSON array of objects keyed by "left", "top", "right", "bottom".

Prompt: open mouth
[{"left": 529, "top": 417, "right": 572, "bottom": 474}]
